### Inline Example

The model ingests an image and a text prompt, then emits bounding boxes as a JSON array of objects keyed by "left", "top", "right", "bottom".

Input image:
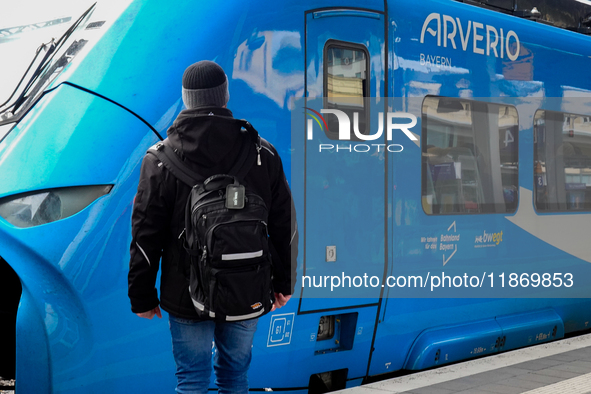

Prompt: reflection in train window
[
  {"left": 323, "top": 41, "right": 368, "bottom": 137},
  {"left": 422, "top": 97, "right": 519, "bottom": 215},
  {"left": 534, "top": 110, "right": 591, "bottom": 212}
]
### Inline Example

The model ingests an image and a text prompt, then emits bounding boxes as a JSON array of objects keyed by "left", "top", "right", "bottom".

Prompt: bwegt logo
[{"left": 305, "top": 107, "right": 418, "bottom": 153}]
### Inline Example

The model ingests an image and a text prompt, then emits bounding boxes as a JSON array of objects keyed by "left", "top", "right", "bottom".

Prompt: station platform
[{"left": 340, "top": 333, "right": 591, "bottom": 394}]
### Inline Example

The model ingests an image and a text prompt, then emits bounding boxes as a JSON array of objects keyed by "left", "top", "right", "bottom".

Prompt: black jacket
[{"left": 128, "top": 106, "right": 297, "bottom": 319}]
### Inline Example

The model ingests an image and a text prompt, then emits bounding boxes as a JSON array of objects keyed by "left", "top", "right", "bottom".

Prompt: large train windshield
[
  {"left": 534, "top": 110, "right": 591, "bottom": 212},
  {"left": 421, "top": 97, "right": 519, "bottom": 215}
]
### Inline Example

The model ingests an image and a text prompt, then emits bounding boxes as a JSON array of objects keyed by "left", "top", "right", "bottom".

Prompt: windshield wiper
[
  {"left": 0, "top": 40, "right": 54, "bottom": 115},
  {"left": 0, "top": 2, "right": 96, "bottom": 120}
]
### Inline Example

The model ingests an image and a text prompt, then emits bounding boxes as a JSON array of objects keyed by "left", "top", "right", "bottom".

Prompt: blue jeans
[{"left": 168, "top": 315, "right": 258, "bottom": 394}]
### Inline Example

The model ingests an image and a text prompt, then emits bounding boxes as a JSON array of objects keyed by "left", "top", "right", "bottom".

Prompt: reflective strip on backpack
[
  {"left": 190, "top": 295, "right": 216, "bottom": 318},
  {"left": 190, "top": 298, "right": 205, "bottom": 311},
  {"left": 221, "top": 250, "right": 263, "bottom": 261},
  {"left": 225, "top": 308, "right": 265, "bottom": 321},
  {"left": 189, "top": 289, "right": 205, "bottom": 311}
]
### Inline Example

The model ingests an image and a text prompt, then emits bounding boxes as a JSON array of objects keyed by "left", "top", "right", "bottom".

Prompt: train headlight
[{"left": 0, "top": 185, "right": 112, "bottom": 228}]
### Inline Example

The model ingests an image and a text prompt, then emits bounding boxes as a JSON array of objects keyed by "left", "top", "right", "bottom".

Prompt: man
[{"left": 128, "top": 60, "right": 297, "bottom": 393}]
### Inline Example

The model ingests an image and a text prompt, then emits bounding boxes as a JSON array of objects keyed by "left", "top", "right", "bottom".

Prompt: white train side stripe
[{"left": 506, "top": 187, "right": 591, "bottom": 263}]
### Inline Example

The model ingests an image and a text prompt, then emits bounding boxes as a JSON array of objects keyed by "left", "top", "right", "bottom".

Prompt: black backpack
[{"left": 147, "top": 118, "right": 274, "bottom": 321}]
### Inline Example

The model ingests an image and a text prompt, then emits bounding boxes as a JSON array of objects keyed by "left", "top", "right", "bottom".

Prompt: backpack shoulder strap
[
  {"left": 147, "top": 118, "right": 261, "bottom": 186},
  {"left": 230, "top": 120, "right": 260, "bottom": 180},
  {"left": 228, "top": 133, "right": 256, "bottom": 180},
  {"left": 147, "top": 140, "right": 203, "bottom": 186}
]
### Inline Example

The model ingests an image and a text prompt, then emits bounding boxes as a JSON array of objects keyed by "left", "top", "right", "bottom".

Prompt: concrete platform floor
[{"left": 339, "top": 333, "right": 591, "bottom": 394}]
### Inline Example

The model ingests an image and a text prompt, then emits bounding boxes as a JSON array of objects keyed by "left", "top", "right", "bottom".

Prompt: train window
[
  {"left": 422, "top": 97, "right": 519, "bottom": 215},
  {"left": 323, "top": 41, "right": 369, "bottom": 138},
  {"left": 534, "top": 110, "right": 591, "bottom": 212}
]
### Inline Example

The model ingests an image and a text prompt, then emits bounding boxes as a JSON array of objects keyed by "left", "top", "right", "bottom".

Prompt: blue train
[{"left": 1, "top": 0, "right": 591, "bottom": 392}]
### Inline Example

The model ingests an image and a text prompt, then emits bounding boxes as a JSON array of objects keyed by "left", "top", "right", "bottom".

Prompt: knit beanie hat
[{"left": 181, "top": 60, "right": 230, "bottom": 109}]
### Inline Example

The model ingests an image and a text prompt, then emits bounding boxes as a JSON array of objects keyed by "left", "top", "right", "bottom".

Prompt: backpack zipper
[{"left": 202, "top": 246, "right": 208, "bottom": 262}]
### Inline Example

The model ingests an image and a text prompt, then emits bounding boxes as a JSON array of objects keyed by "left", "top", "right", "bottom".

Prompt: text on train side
[{"left": 421, "top": 13, "right": 521, "bottom": 61}]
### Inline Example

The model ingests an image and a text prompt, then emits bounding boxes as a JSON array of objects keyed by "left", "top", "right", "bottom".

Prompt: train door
[{"left": 300, "top": 8, "right": 387, "bottom": 313}]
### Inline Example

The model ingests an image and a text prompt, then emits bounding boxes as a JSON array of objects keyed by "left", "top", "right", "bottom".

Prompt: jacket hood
[{"left": 166, "top": 106, "right": 244, "bottom": 169}]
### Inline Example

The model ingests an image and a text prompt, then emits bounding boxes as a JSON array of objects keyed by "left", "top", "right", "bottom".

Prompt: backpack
[{"left": 147, "top": 118, "right": 275, "bottom": 321}]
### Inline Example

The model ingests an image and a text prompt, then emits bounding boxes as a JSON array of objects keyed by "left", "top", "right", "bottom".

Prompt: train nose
[{"left": 0, "top": 82, "right": 160, "bottom": 393}]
